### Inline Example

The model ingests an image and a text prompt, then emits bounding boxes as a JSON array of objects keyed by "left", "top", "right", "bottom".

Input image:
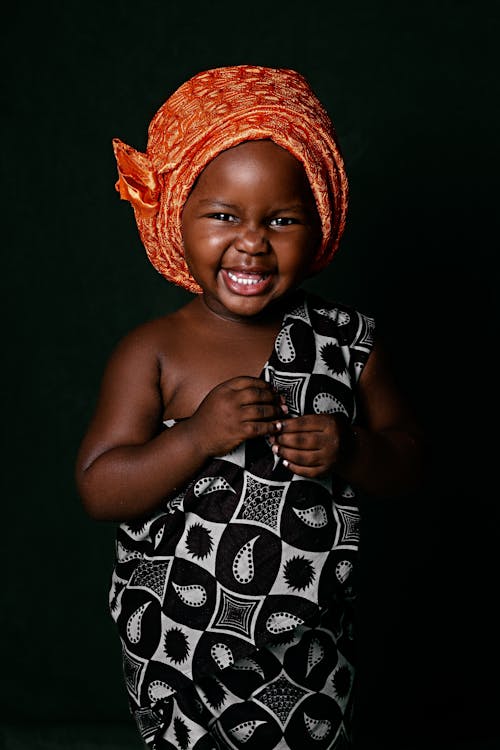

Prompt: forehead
[{"left": 191, "top": 140, "right": 314, "bottom": 200}]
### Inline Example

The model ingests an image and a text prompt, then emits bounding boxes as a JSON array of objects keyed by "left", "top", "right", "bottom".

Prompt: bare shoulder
[
  {"left": 109, "top": 305, "right": 188, "bottom": 362},
  {"left": 357, "top": 339, "right": 420, "bottom": 434},
  {"left": 77, "top": 304, "right": 193, "bottom": 471},
  {"left": 99, "top": 303, "right": 199, "bottom": 408}
]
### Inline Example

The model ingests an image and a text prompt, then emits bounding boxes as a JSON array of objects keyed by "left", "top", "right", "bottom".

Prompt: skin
[{"left": 76, "top": 140, "right": 424, "bottom": 520}]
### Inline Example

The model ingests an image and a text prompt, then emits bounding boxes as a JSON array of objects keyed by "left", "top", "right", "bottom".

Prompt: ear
[{"left": 112, "top": 138, "right": 160, "bottom": 217}]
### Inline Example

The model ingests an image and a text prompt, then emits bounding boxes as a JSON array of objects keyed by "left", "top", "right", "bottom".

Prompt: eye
[
  {"left": 269, "top": 217, "right": 299, "bottom": 227},
  {"left": 209, "top": 212, "right": 237, "bottom": 222}
]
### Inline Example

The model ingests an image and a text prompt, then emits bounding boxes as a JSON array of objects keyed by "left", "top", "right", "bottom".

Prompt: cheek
[
  {"left": 294, "top": 246, "right": 319, "bottom": 281},
  {"left": 182, "top": 229, "right": 225, "bottom": 276},
  {"left": 281, "top": 231, "right": 320, "bottom": 271}
]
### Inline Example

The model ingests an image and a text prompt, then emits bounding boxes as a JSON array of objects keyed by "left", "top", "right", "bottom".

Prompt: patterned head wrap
[{"left": 113, "top": 65, "right": 348, "bottom": 293}]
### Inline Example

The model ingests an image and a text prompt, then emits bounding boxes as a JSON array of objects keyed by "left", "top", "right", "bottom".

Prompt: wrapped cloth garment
[
  {"left": 112, "top": 65, "right": 348, "bottom": 293},
  {"left": 149, "top": 608, "right": 356, "bottom": 750},
  {"left": 109, "top": 290, "right": 375, "bottom": 748}
]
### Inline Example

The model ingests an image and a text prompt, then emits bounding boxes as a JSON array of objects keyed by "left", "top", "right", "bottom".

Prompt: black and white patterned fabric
[
  {"left": 109, "top": 290, "right": 375, "bottom": 747},
  {"left": 151, "top": 607, "right": 356, "bottom": 750}
]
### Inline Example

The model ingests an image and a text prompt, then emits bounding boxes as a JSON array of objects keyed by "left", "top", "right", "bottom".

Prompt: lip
[{"left": 220, "top": 268, "right": 275, "bottom": 296}]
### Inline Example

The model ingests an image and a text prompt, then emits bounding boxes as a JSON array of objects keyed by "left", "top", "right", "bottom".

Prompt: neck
[{"left": 197, "top": 289, "right": 301, "bottom": 328}]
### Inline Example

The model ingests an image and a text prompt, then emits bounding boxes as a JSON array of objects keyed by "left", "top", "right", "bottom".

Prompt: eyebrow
[
  {"left": 198, "top": 200, "right": 239, "bottom": 209},
  {"left": 197, "top": 199, "right": 308, "bottom": 212}
]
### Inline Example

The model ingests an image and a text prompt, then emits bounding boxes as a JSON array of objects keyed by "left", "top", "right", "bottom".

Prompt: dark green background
[{"left": 2, "top": 1, "right": 499, "bottom": 748}]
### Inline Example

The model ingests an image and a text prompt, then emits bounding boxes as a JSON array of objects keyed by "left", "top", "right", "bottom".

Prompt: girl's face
[{"left": 181, "top": 140, "right": 321, "bottom": 322}]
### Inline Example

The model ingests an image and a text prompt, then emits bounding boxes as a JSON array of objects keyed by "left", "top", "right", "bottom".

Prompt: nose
[{"left": 235, "top": 225, "right": 269, "bottom": 255}]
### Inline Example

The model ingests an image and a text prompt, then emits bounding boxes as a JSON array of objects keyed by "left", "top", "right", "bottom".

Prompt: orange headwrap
[{"left": 113, "top": 65, "right": 348, "bottom": 293}]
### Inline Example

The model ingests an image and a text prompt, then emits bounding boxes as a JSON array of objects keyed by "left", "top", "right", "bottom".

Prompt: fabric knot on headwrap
[{"left": 113, "top": 65, "right": 349, "bottom": 293}]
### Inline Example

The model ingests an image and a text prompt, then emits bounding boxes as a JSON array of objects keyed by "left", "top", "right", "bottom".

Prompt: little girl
[{"left": 76, "top": 66, "right": 422, "bottom": 750}]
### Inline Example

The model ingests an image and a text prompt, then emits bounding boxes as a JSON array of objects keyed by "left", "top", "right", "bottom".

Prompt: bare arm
[
  {"left": 338, "top": 341, "right": 424, "bottom": 495},
  {"left": 76, "top": 327, "right": 285, "bottom": 521},
  {"left": 270, "top": 342, "right": 425, "bottom": 496}
]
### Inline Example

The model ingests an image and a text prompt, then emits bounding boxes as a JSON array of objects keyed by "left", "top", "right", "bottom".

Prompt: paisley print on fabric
[{"left": 109, "top": 291, "right": 374, "bottom": 746}]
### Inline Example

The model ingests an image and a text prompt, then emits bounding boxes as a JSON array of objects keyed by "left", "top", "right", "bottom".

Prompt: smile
[
  {"left": 221, "top": 268, "right": 274, "bottom": 296},
  {"left": 227, "top": 271, "right": 270, "bottom": 285}
]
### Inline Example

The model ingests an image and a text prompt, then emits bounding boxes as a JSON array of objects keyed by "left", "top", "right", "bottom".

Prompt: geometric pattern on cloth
[
  {"left": 145, "top": 608, "right": 356, "bottom": 748},
  {"left": 263, "top": 371, "right": 309, "bottom": 417},
  {"left": 122, "top": 645, "right": 147, "bottom": 705},
  {"left": 235, "top": 474, "right": 288, "bottom": 533},
  {"left": 333, "top": 506, "right": 361, "bottom": 550},
  {"left": 110, "top": 290, "right": 375, "bottom": 728},
  {"left": 133, "top": 706, "right": 162, "bottom": 744},
  {"left": 129, "top": 559, "right": 172, "bottom": 601},
  {"left": 208, "top": 586, "right": 264, "bottom": 642},
  {"left": 253, "top": 672, "right": 311, "bottom": 728}
]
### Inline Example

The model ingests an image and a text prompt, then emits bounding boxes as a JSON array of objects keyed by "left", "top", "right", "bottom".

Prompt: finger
[
  {"left": 274, "top": 446, "right": 323, "bottom": 468},
  {"left": 278, "top": 395, "right": 289, "bottom": 414},
  {"left": 241, "top": 419, "right": 285, "bottom": 440},
  {"left": 239, "top": 390, "right": 289, "bottom": 414},
  {"left": 279, "top": 460, "right": 327, "bottom": 478},
  {"left": 229, "top": 377, "right": 287, "bottom": 405},
  {"left": 229, "top": 377, "right": 275, "bottom": 394},
  {"left": 279, "top": 415, "right": 328, "bottom": 433},
  {"left": 273, "top": 432, "right": 321, "bottom": 450},
  {"left": 241, "top": 403, "right": 284, "bottom": 422},
  {"left": 237, "top": 386, "right": 278, "bottom": 405}
]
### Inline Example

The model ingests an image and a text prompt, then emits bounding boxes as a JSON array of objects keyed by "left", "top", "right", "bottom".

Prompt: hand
[
  {"left": 269, "top": 413, "right": 356, "bottom": 478},
  {"left": 188, "top": 376, "right": 288, "bottom": 458}
]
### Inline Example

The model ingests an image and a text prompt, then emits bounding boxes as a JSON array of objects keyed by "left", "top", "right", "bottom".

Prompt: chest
[{"left": 159, "top": 323, "right": 280, "bottom": 420}]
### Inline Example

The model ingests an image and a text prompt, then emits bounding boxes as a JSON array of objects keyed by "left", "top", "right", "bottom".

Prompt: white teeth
[{"left": 227, "top": 271, "right": 267, "bottom": 285}]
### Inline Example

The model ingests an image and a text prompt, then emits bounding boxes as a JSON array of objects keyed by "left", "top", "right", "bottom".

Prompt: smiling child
[{"left": 76, "top": 65, "right": 422, "bottom": 750}]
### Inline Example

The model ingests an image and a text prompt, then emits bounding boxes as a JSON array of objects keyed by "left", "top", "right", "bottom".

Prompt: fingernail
[
  {"left": 282, "top": 459, "right": 289, "bottom": 468},
  {"left": 275, "top": 422, "right": 282, "bottom": 431},
  {"left": 281, "top": 404, "right": 288, "bottom": 414},
  {"left": 272, "top": 444, "right": 279, "bottom": 454}
]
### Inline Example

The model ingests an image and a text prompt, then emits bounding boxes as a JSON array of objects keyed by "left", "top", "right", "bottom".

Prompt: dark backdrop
[{"left": 2, "top": 1, "right": 499, "bottom": 748}]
